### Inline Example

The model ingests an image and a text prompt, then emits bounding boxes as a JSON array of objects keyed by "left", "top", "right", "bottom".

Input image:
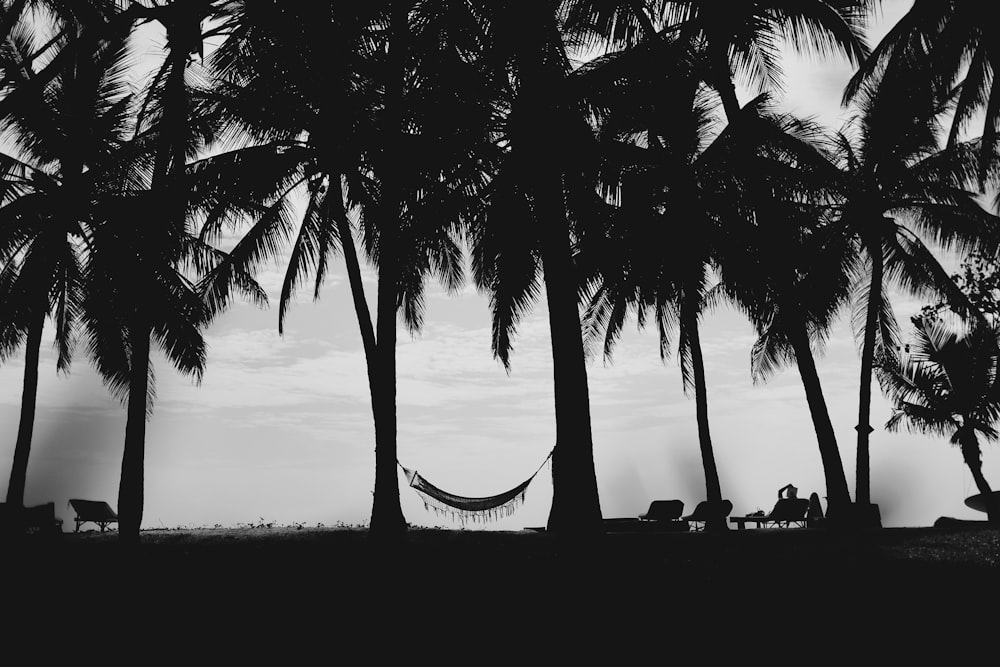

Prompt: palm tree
[
  {"left": 876, "top": 315, "right": 1000, "bottom": 524},
  {"left": 843, "top": 2, "right": 1000, "bottom": 183},
  {"left": 580, "top": 68, "right": 735, "bottom": 530},
  {"left": 77, "top": 0, "right": 262, "bottom": 544},
  {"left": 0, "top": 5, "right": 131, "bottom": 508},
  {"left": 659, "top": 0, "right": 874, "bottom": 123},
  {"left": 825, "top": 71, "right": 1000, "bottom": 524},
  {"left": 464, "top": 1, "right": 616, "bottom": 535},
  {"left": 718, "top": 104, "right": 858, "bottom": 522},
  {"left": 198, "top": 2, "right": 490, "bottom": 539}
]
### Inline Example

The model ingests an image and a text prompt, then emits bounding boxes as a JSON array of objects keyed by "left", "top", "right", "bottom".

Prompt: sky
[{"left": 3, "top": 0, "right": 996, "bottom": 532}]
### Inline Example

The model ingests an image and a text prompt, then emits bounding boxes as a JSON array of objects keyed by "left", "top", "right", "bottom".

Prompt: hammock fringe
[{"left": 399, "top": 450, "right": 552, "bottom": 526}]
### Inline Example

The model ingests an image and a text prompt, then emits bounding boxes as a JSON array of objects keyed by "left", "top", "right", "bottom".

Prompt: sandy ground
[{"left": 4, "top": 523, "right": 998, "bottom": 660}]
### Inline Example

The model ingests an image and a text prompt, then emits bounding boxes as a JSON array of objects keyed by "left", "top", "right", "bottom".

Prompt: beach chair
[
  {"left": 682, "top": 500, "right": 734, "bottom": 531},
  {"left": 638, "top": 499, "right": 684, "bottom": 522},
  {"left": 69, "top": 499, "right": 118, "bottom": 533},
  {"left": 729, "top": 498, "right": 810, "bottom": 530}
]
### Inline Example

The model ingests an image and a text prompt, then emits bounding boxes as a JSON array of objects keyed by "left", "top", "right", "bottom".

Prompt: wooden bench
[
  {"left": 730, "top": 498, "right": 810, "bottom": 530},
  {"left": 69, "top": 499, "right": 118, "bottom": 532}
]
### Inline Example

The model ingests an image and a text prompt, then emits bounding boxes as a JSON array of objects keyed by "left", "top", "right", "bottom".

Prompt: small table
[{"left": 964, "top": 491, "right": 1000, "bottom": 513}]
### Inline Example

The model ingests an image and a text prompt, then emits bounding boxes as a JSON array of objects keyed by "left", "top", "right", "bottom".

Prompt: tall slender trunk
[
  {"left": 681, "top": 296, "right": 726, "bottom": 531},
  {"left": 856, "top": 237, "right": 883, "bottom": 509},
  {"left": 368, "top": 0, "right": 408, "bottom": 540},
  {"left": 118, "top": 323, "right": 151, "bottom": 545},
  {"left": 712, "top": 47, "right": 742, "bottom": 124},
  {"left": 959, "top": 429, "right": 999, "bottom": 525},
  {"left": 337, "top": 202, "right": 397, "bottom": 534},
  {"left": 538, "top": 175, "right": 603, "bottom": 535},
  {"left": 5, "top": 309, "right": 45, "bottom": 507},
  {"left": 336, "top": 205, "right": 377, "bottom": 365},
  {"left": 788, "top": 323, "right": 853, "bottom": 521}
]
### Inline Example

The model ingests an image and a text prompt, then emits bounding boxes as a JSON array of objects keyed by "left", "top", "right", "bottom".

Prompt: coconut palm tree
[
  {"left": 823, "top": 66, "right": 1000, "bottom": 523},
  {"left": 0, "top": 6, "right": 133, "bottom": 508},
  {"left": 659, "top": 0, "right": 875, "bottom": 123},
  {"left": 580, "top": 64, "right": 736, "bottom": 530},
  {"left": 197, "top": 2, "right": 492, "bottom": 539},
  {"left": 717, "top": 103, "right": 858, "bottom": 522},
  {"left": 843, "top": 1, "right": 1000, "bottom": 183},
  {"left": 876, "top": 315, "right": 1000, "bottom": 524},
  {"left": 77, "top": 0, "right": 262, "bottom": 544},
  {"left": 465, "top": 0, "right": 619, "bottom": 535}
]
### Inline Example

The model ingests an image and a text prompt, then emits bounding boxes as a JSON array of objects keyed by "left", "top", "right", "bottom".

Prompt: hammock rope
[{"left": 398, "top": 448, "right": 553, "bottom": 525}]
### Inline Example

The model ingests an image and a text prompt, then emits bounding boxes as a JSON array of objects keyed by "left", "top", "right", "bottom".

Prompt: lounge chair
[
  {"left": 638, "top": 499, "right": 684, "bottom": 522},
  {"left": 682, "top": 500, "right": 733, "bottom": 531},
  {"left": 604, "top": 499, "right": 689, "bottom": 532},
  {"left": 69, "top": 499, "right": 118, "bottom": 533},
  {"left": 729, "top": 497, "right": 810, "bottom": 530}
]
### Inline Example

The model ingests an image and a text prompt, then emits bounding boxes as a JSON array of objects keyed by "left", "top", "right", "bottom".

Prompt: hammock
[{"left": 398, "top": 449, "right": 552, "bottom": 525}]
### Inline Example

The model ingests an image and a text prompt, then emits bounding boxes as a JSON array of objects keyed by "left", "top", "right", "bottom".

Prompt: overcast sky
[{"left": 4, "top": 0, "right": 994, "bottom": 531}]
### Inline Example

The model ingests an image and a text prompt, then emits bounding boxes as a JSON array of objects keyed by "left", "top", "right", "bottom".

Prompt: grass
[{"left": 4, "top": 522, "right": 998, "bottom": 659}]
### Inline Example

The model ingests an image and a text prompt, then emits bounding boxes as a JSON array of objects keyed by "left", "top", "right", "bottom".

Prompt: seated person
[{"left": 777, "top": 483, "right": 798, "bottom": 500}]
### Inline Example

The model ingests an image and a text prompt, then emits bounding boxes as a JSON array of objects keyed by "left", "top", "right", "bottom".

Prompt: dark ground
[{"left": 4, "top": 524, "right": 998, "bottom": 661}]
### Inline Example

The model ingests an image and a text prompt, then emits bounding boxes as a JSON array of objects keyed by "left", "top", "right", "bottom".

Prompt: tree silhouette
[
  {"left": 466, "top": 1, "right": 611, "bottom": 534},
  {"left": 80, "top": 0, "right": 260, "bottom": 544},
  {"left": 877, "top": 315, "right": 1000, "bottom": 524},
  {"left": 199, "top": 2, "right": 490, "bottom": 539},
  {"left": 659, "top": 0, "right": 873, "bottom": 123},
  {"left": 826, "top": 69, "right": 1000, "bottom": 522},
  {"left": 0, "top": 3, "right": 131, "bottom": 509},
  {"left": 844, "top": 1, "right": 1000, "bottom": 183},
  {"left": 718, "top": 103, "right": 857, "bottom": 522},
  {"left": 580, "top": 56, "right": 734, "bottom": 531}
]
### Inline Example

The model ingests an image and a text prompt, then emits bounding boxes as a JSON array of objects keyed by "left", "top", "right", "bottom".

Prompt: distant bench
[{"left": 69, "top": 499, "right": 118, "bottom": 533}]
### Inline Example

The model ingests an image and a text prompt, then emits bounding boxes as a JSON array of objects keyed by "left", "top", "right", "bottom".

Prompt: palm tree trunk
[
  {"left": 537, "top": 174, "right": 603, "bottom": 536},
  {"left": 855, "top": 237, "right": 882, "bottom": 510},
  {"left": 368, "top": 0, "right": 408, "bottom": 540},
  {"left": 5, "top": 310, "right": 44, "bottom": 507},
  {"left": 336, "top": 206, "right": 377, "bottom": 364},
  {"left": 118, "top": 323, "right": 151, "bottom": 545},
  {"left": 711, "top": 47, "right": 742, "bottom": 123},
  {"left": 337, "top": 203, "right": 402, "bottom": 537},
  {"left": 681, "top": 297, "right": 726, "bottom": 531},
  {"left": 788, "top": 323, "right": 853, "bottom": 522},
  {"left": 959, "top": 429, "right": 999, "bottom": 525}
]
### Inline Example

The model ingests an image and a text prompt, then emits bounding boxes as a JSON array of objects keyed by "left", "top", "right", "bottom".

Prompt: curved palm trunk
[
  {"left": 118, "top": 323, "right": 151, "bottom": 545},
  {"left": 538, "top": 177, "right": 603, "bottom": 536},
  {"left": 681, "top": 298, "right": 726, "bottom": 531},
  {"left": 712, "top": 47, "right": 742, "bottom": 124},
  {"left": 5, "top": 310, "right": 44, "bottom": 507},
  {"left": 788, "top": 323, "right": 853, "bottom": 522},
  {"left": 338, "top": 210, "right": 403, "bottom": 537},
  {"left": 959, "top": 429, "right": 999, "bottom": 525},
  {"left": 855, "top": 237, "right": 883, "bottom": 515}
]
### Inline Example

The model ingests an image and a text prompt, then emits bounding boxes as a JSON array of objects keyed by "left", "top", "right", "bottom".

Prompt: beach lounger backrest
[
  {"left": 639, "top": 499, "right": 684, "bottom": 521},
  {"left": 685, "top": 499, "right": 734, "bottom": 521},
  {"left": 769, "top": 498, "right": 809, "bottom": 522}
]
